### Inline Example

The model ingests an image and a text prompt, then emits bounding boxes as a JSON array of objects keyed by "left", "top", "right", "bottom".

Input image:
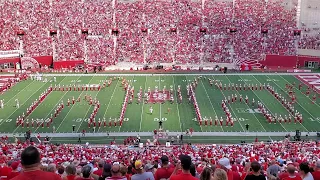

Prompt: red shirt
[
  {"left": 279, "top": 172, "right": 289, "bottom": 180},
  {"left": 154, "top": 167, "right": 174, "bottom": 180},
  {"left": 0, "top": 166, "right": 12, "bottom": 180},
  {"left": 283, "top": 175, "right": 302, "bottom": 180},
  {"left": 7, "top": 171, "right": 20, "bottom": 180},
  {"left": 312, "top": 171, "right": 320, "bottom": 180},
  {"left": 93, "top": 169, "right": 103, "bottom": 177},
  {"left": 170, "top": 173, "right": 198, "bottom": 180},
  {"left": 11, "top": 170, "right": 62, "bottom": 180}
]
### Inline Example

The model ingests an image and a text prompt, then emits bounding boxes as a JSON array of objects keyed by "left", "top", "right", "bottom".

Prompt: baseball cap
[
  {"left": 134, "top": 160, "right": 143, "bottom": 170},
  {"left": 144, "top": 163, "right": 154, "bottom": 171},
  {"left": 11, "top": 161, "right": 19, "bottom": 170},
  {"left": 219, "top": 158, "right": 232, "bottom": 169}
]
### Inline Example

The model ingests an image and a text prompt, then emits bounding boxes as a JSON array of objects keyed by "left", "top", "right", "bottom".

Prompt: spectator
[
  {"left": 154, "top": 155, "right": 174, "bottom": 180},
  {"left": 299, "top": 162, "right": 314, "bottom": 180},
  {"left": 75, "top": 165, "right": 96, "bottom": 180},
  {"left": 99, "top": 163, "right": 112, "bottom": 180},
  {"left": 200, "top": 167, "right": 214, "bottom": 180},
  {"left": 241, "top": 162, "right": 251, "bottom": 180},
  {"left": 57, "top": 165, "right": 65, "bottom": 178},
  {"left": 131, "top": 160, "right": 154, "bottom": 180},
  {"left": 93, "top": 160, "right": 104, "bottom": 177},
  {"left": 267, "top": 160, "right": 281, "bottom": 178},
  {"left": 11, "top": 146, "right": 62, "bottom": 180},
  {"left": 170, "top": 155, "right": 197, "bottom": 180},
  {"left": 283, "top": 164, "right": 301, "bottom": 180},
  {"left": 125, "top": 165, "right": 133, "bottom": 180},
  {"left": 311, "top": 161, "right": 320, "bottom": 180},
  {"left": 219, "top": 158, "right": 241, "bottom": 180},
  {"left": 120, "top": 165, "right": 128, "bottom": 177},
  {"left": 244, "top": 161, "right": 265, "bottom": 180},
  {"left": 62, "top": 164, "right": 77, "bottom": 180},
  {"left": 213, "top": 168, "right": 227, "bottom": 180},
  {"left": 106, "top": 164, "right": 126, "bottom": 180},
  {"left": 48, "top": 163, "right": 57, "bottom": 173},
  {"left": 0, "top": 161, "right": 13, "bottom": 180},
  {"left": 7, "top": 161, "right": 20, "bottom": 180},
  {"left": 144, "top": 163, "right": 154, "bottom": 174}
]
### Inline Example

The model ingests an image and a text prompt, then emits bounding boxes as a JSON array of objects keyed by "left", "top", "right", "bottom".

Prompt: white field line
[
  {"left": 265, "top": 75, "right": 315, "bottom": 128},
  {"left": 185, "top": 75, "right": 203, "bottom": 132},
  {"left": 56, "top": 76, "right": 95, "bottom": 132},
  {"left": 172, "top": 76, "right": 183, "bottom": 132},
  {"left": 246, "top": 75, "right": 288, "bottom": 132},
  {"left": 3, "top": 80, "right": 35, "bottom": 106},
  {"left": 139, "top": 76, "right": 148, "bottom": 132},
  {"left": 223, "top": 75, "right": 265, "bottom": 132},
  {"left": 97, "top": 78, "right": 120, "bottom": 132},
  {"left": 33, "top": 76, "right": 82, "bottom": 133},
  {"left": 200, "top": 79, "right": 224, "bottom": 132},
  {"left": 0, "top": 77, "right": 55, "bottom": 128}
]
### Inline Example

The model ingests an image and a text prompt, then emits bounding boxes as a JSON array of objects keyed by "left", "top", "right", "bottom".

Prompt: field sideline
[{"left": 0, "top": 73, "right": 319, "bottom": 138}]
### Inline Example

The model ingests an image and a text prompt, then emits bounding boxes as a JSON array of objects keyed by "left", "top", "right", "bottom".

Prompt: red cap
[{"left": 11, "top": 161, "right": 19, "bottom": 170}]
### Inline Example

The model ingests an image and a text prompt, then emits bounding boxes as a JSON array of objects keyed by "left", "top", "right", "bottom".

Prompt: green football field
[{"left": 0, "top": 73, "right": 320, "bottom": 137}]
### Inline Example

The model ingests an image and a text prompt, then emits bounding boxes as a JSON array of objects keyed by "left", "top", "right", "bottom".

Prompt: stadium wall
[
  {"left": 32, "top": 56, "right": 53, "bottom": 67},
  {"left": 263, "top": 55, "right": 298, "bottom": 68},
  {"left": 297, "top": 56, "right": 320, "bottom": 67},
  {"left": 53, "top": 60, "right": 85, "bottom": 69}
]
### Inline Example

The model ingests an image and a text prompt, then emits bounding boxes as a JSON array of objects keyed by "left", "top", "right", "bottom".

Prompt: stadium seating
[
  {"left": 0, "top": 0, "right": 318, "bottom": 65},
  {"left": 0, "top": 139, "right": 319, "bottom": 175}
]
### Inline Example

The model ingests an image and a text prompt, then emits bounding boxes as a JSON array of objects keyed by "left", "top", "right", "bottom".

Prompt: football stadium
[{"left": 0, "top": 0, "right": 320, "bottom": 179}]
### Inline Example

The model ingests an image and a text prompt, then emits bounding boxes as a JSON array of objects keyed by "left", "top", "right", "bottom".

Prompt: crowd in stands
[
  {"left": 0, "top": 138, "right": 319, "bottom": 180},
  {"left": 0, "top": 0, "right": 320, "bottom": 64}
]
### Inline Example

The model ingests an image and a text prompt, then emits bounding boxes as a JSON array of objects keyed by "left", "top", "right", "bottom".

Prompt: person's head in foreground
[
  {"left": 134, "top": 160, "right": 144, "bottom": 173},
  {"left": 299, "top": 162, "right": 312, "bottom": 178},
  {"left": 218, "top": 158, "right": 231, "bottom": 171},
  {"left": 110, "top": 164, "right": 122, "bottom": 177},
  {"left": 180, "top": 154, "right": 192, "bottom": 172},
  {"left": 251, "top": 161, "right": 262, "bottom": 175},
  {"left": 21, "top": 146, "right": 41, "bottom": 170},
  {"left": 200, "top": 167, "right": 213, "bottom": 180},
  {"left": 213, "top": 168, "right": 227, "bottom": 180},
  {"left": 81, "top": 165, "right": 93, "bottom": 179}
]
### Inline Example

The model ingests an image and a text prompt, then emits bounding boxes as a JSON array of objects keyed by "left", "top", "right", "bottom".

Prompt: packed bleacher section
[
  {"left": 0, "top": 139, "right": 319, "bottom": 180},
  {"left": 1, "top": 0, "right": 320, "bottom": 65}
]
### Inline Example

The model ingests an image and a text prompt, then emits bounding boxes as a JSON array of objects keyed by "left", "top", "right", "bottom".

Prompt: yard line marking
[
  {"left": 0, "top": 77, "right": 55, "bottom": 128},
  {"left": 56, "top": 76, "right": 95, "bottom": 133},
  {"left": 3, "top": 80, "right": 34, "bottom": 106},
  {"left": 248, "top": 75, "right": 289, "bottom": 132},
  {"left": 33, "top": 76, "right": 82, "bottom": 133},
  {"left": 118, "top": 76, "right": 135, "bottom": 132},
  {"left": 223, "top": 75, "right": 266, "bottom": 132},
  {"left": 172, "top": 76, "right": 182, "bottom": 132},
  {"left": 200, "top": 78, "right": 224, "bottom": 132},
  {"left": 185, "top": 76, "right": 203, "bottom": 132},
  {"left": 75, "top": 77, "right": 103, "bottom": 133},
  {"left": 266, "top": 75, "right": 315, "bottom": 129},
  {"left": 139, "top": 76, "right": 148, "bottom": 132},
  {"left": 97, "top": 78, "right": 119, "bottom": 132},
  {"left": 279, "top": 75, "right": 320, "bottom": 108}
]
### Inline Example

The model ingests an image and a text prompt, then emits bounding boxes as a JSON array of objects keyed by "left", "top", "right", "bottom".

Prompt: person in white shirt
[{"left": 299, "top": 162, "right": 314, "bottom": 180}]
